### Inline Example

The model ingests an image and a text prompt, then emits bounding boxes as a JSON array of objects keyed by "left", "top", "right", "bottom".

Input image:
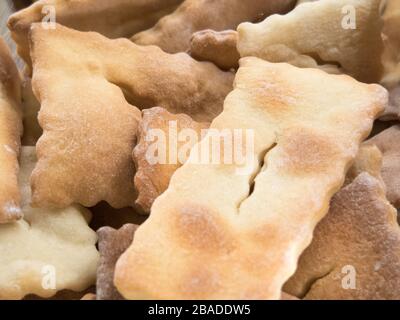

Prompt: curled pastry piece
[
  {"left": 97, "top": 224, "right": 138, "bottom": 300},
  {"left": 132, "top": 0, "right": 296, "bottom": 53},
  {"left": 8, "top": 0, "right": 183, "bottom": 67},
  {"left": 284, "top": 172, "right": 400, "bottom": 299},
  {"left": 0, "top": 147, "right": 99, "bottom": 300},
  {"left": 133, "top": 107, "right": 209, "bottom": 213},
  {"left": 367, "top": 125, "right": 400, "bottom": 208},
  {"left": 114, "top": 58, "right": 386, "bottom": 299},
  {"left": 190, "top": 30, "right": 240, "bottom": 70},
  {"left": 0, "top": 38, "right": 23, "bottom": 224},
  {"left": 381, "top": 0, "right": 400, "bottom": 87},
  {"left": 30, "top": 24, "right": 233, "bottom": 209},
  {"left": 237, "top": 0, "right": 384, "bottom": 83}
]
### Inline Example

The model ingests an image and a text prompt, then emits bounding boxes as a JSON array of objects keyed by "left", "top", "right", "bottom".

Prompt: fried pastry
[
  {"left": 8, "top": 0, "right": 183, "bottom": 68},
  {"left": 132, "top": 0, "right": 296, "bottom": 53},
  {"left": 284, "top": 172, "right": 400, "bottom": 299},
  {"left": 237, "top": 0, "right": 384, "bottom": 83},
  {"left": 133, "top": 107, "right": 209, "bottom": 213},
  {"left": 0, "top": 37, "right": 23, "bottom": 224},
  {"left": 190, "top": 30, "right": 240, "bottom": 70},
  {"left": 29, "top": 24, "right": 233, "bottom": 209},
  {"left": 0, "top": 147, "right": 99, "bottom": 300},
  {"left": 367, "top": 125, "right": 400, "bottom": 208},
  {"left": 97, "top": 224, "right": 138, "bottom": 300},
  {"left": 114, "top": 58, "right": 386, "bottom": 299}
]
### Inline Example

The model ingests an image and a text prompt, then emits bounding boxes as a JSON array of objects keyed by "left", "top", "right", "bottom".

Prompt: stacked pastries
[{"left": 0, "top": 0, "right": 399, "bottom": 300}]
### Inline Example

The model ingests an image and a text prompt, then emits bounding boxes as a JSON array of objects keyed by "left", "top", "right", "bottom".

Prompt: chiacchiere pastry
[
  {"left": 0, "top": 37, "right": 23, "bottom": 224},
  {"left": 284, "top": 171, "right": 400, "bottom": 299},
  {"left": 367, "top": 125, "right": 400, "bottom": 208},
  {"left": 132, "top": 0, "right": 296, "bottom": 53},
  {"left": 29, "top": 24, "right": 233, "bottom": 209},
  {"left": 237, "top": 0, "right": 384, "bottom": 83},
  {"left": 133, "top": 107, "right": 209, "bottom": 213},
  {"left": 0, "top": 147, "right": 99, "bottom": 300},
  {"left": 114, "top": 58, "right": 386, "bottom": 299},
  {"left": 8, "top": 0, "right": 183, "bottom": 68}
]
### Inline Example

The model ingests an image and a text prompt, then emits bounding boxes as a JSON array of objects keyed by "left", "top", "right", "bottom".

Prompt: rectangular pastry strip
[{"left": 115, "top": 58, "right": 386, "bottom": 299}]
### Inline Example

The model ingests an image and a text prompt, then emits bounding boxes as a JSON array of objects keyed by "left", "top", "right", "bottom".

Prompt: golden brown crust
[
  {"left": 0, "top": 37, "right": 23, "bottom": 224},
  {"left": 238, "top": 0, "right": 384, "bottom": 83},
  {"left": 367, "top": 125, "right": 400, "bottom": 208},
  {"left": 284, "top": 173, "right": 400, "bottom": 299},
  {"left": 8, "top": 0, "right": 183, "bottom": 68},
  {"left": 29, "top": 24, "right": 233, "bottom": 209},
  {"left": 133, "top": 107, "right": 209, "bottom": 213},
  {"left": 114, "top": 58, "right": 386, "bottom": 299},
  {"left": 190, "top": 30, "right": 240, "bottom": 70},
  {"left": 132, "top": 0, "right": 296, "bottom": 53}
]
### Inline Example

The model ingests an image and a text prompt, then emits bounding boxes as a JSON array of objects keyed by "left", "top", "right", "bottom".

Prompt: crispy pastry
[
  {"left": 8, "top": 0, "right": 183, "bottom": 68},
  {"left": 0, "top": 147, "right": 99, "bottom": 300},
  {"left": 190, "top": 30, "right": 240, "bottom": 70},
  {"left": 133, "top": 107, "right": 209, "bottom": 213},
  {"left": 0, "top": 37, "right": 23, "bottom": 224},
  {"left": 29, "top": 24, "right": 233, "bottom": 209},
  {"left": 237, "top": 0, "right": 384, "bottom": 83},
  {"left": 367, "top": 125, "right": 400, "bottom": 208},
  {"left": 97, "top": 224, "right": 138, "bottom": 300},
  {"left": 132, "top": 0, "right": 296, "bottom": 53},
  {"left": 284, "top": 172, "right": 400, "bottom": 299},
  {"left": 114, "top": 58, "right": 386, "bottom": 299},
  {"left": 381, "top": 0, "right": 400, "bottom": 87}
]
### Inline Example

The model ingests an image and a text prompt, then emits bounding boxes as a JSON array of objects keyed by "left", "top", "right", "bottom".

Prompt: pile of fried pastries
[{"left": 0, "top": 0, "right": 400, "bottom": 300}]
